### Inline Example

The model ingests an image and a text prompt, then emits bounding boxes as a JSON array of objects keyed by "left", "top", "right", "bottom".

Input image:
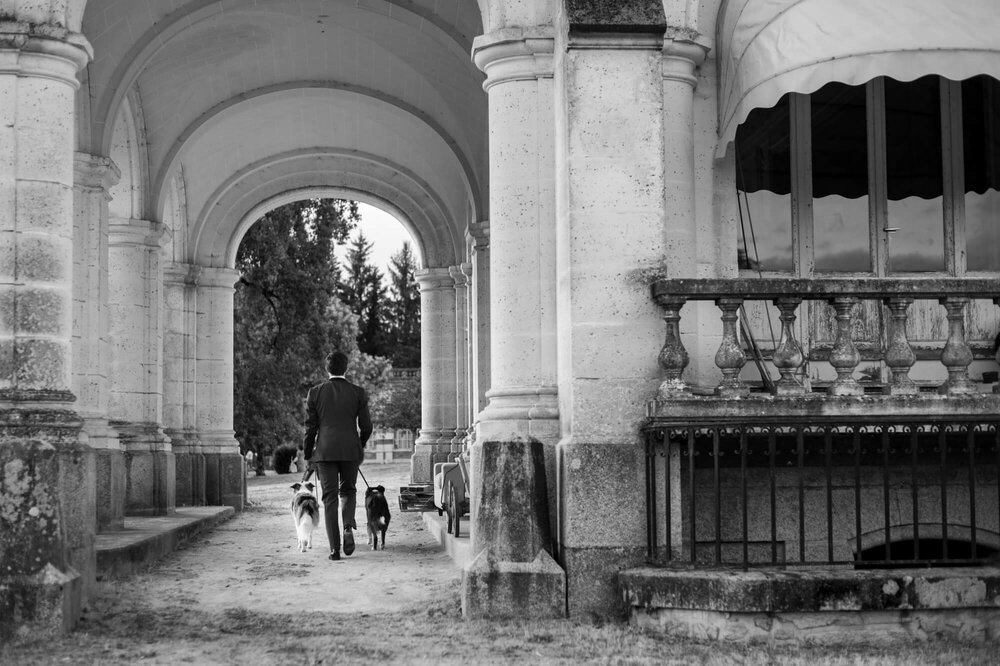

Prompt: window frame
[{"left": 739, "top": 76, "right": 989, "bottom": 280}]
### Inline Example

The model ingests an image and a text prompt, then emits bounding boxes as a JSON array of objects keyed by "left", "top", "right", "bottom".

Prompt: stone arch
[
  {"left": 150, "top": 82, "right": 483, "bottom": 230},
  {"left": 189, "top": 148, "right": 459, "bottom": 270},
  {"left": 853, "top": 525, "right": 1000, "bottom": 564},
  {"left": 227, "top": 188, "right": 423, "bottom": 271},
  {"left": 107, "top": 88, "right": 148, "bottom": 221}
]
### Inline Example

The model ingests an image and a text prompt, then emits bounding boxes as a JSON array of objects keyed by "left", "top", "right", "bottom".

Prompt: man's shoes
[
  {"left": 328, "top": 550, "right": 340, "bottom": 561},
  {"left": 343, "top": 528, "right": 355, "bottom": 556}
]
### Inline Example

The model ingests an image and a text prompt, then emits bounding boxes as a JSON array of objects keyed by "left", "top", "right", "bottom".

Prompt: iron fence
[{"left": 644, "top": 416, "right": 1000, "bottom": 569}]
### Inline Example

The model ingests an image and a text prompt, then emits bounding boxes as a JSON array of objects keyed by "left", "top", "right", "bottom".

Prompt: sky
[{"left": 335, "top": 202, "right": 420, "bottom": 277}]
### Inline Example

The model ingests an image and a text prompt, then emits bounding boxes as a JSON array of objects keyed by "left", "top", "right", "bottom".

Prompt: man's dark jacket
[{"left": 303, "top": 378, "right": 373, "bottom": 462}]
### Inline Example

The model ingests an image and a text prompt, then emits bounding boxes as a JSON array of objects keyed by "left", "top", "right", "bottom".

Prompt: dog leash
[
  {"left": 303, "top": 463, "right": 372, "bottom": 491},
  {"left": 358, "top": 467, "right": 372, "bottom": 490}
]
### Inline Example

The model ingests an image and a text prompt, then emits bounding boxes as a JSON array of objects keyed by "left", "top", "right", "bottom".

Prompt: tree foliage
[
  {"left": 385, "top": 241, "right": 421, "bottom": 367},
  {"left": 340, "top": 231, "right": 388, "bottom": 357},
  {"left": 369, "top": 376, "right": 421, "bottom": 431},
  {"left": 233, "top": 198, "right": 390, "bottom": 467}
]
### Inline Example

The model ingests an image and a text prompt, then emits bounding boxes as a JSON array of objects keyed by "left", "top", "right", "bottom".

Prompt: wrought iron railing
[{"left": 644, "top": 417, "right": 1000, "bottom": 569}]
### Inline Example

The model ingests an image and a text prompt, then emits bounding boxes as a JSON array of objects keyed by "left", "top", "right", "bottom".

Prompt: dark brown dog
[{"left": 365, "top": 485, "right": 391, "bottom": 550}]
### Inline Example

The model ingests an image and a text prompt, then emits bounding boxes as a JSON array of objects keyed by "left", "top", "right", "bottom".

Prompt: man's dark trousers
[{"left": 314, "top": 460, "right": 360, "bottom": 551}]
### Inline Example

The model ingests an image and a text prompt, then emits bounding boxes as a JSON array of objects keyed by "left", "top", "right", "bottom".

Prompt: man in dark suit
[{"left": 303, "top": 351, "right": 373, "bottom": 560}]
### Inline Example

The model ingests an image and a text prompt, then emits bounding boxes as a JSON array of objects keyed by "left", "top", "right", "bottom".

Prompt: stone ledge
[
  {"left": 96, "top": 507, "right": 234, "bottom": 580},
  {"left": 422, "top": 511, "right": 473, "bottom": 569},
  {"left": 620, "top": 566, "right": 1000, "bottom": 613}
]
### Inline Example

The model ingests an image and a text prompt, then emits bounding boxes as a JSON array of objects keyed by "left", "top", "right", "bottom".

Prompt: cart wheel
[
  {"left": 450, "top": 484, "right": 461, "bottom": 539},
  {"left": 444, "top": 481, "right": 454, "bottom": 534}
]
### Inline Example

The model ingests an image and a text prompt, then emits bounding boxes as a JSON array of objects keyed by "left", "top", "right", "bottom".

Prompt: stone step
[{"left": 96, "top": 507, "right": 235, "bottom": 580}]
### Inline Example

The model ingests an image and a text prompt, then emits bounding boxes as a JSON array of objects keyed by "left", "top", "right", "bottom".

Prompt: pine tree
[
  {"left": 386, "top": 241, "right": 421, "bottom": 367},
  {"left": 340, "top": 230, "right": 388, "bottom": 357}
]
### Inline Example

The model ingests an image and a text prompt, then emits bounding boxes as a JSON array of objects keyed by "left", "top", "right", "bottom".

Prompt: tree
[
  {"left": 233, "top": 198, "right": 389, "bottom": 472},
  {"left": 385, "top": 241, "right": 421, "bottom": 367},
  {"left": 340, "top": 231, "right": 388, "bottom": 357},
  {"left": 369, "top": 375, "right": 421, "bottom": 430}
]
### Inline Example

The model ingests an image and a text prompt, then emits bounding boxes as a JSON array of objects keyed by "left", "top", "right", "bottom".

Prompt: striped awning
[{"left": 716, "top": 0, "right": 1000, "bottom": 156}]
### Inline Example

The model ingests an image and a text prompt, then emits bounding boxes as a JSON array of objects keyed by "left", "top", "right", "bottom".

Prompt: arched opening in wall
[
  {"left": 232, "top": 198, "right": 422, "bottom": 474},
  {"left": 855, "top": 537, "right": 1000, "bottom": 569}
]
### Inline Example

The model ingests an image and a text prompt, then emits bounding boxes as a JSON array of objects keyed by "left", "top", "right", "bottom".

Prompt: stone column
[
  {"left": 412, "top": 267, "right": 459, "bottom": 483},
  {"left": 555, "top": 24, "right": 708, "bottom": 617},
  {"left": 73, "top": 153, "right": 124, "bottom": 530},
  {"left": 108, "top": 218, "right": 174, "bottom": 516},
  {"left": 467, "top": 222, "right": 491, "bottom": 425},
  {"left": 464, "top": 28, "right": 565, "bottom": 621},
  {"left": 450, "top": 263, "right": 471, "bottom": 450},
  {"left": 163, "top": 262, "right": 204, "bottom": 506},
  {"left": 195, "top": 266, "right": 244, "bottom": 509},
  {"left": 0, "top": 26, "right": 94, "bottom": 639}
]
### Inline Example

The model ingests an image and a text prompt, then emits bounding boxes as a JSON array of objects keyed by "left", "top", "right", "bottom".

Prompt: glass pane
[
  {"left": 962, "top": 75, "right": 1000, "bottom": 272},
  {"left": 735, "top": 95, "right": 793, "bottom": 272},
  {"left": 885, "top": 76, "right": 944, "bottom": 273},
  {"left": 812, "top": 82, "right": 871, "bottom": 272}
]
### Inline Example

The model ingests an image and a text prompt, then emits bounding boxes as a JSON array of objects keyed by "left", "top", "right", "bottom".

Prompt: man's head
[{"left": 326, "top": 351, "right": 349, "bottom": 376}]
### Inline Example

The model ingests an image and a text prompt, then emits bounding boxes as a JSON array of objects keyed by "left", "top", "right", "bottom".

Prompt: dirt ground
[{"left": 3, "top": 461, "right": 998, "bottom": 665}]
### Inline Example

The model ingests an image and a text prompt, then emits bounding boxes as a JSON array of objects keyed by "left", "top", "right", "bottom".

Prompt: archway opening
[
  {"left": 856, "top": 538, "right": 1000, "bottom": 569},
  {"left": 233, "top": 198, "right": 421, "bottom": 475}
]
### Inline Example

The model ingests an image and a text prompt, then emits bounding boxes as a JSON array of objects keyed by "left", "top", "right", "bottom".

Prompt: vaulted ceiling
[{"left": 79, "top": 0, "right": 486, "bottom": 267}]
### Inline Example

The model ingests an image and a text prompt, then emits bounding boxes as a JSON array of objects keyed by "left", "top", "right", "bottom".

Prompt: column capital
[
  {"left": 109, "top": 218, "right": 168, "bottom": 249},
  {"left": 197, "top": 266, "right": 241, "bottom": 290},
  {"left": 74, "top": 153, "right": 120, "bottom": 194},
  {"left": 163, "top": 261, "right": 202, "bottom": 286},
  {"left": 0, "top": 26, "right": 92, "bottom": 83},
  {"left": 467, "top": 221, "right": 490, "bottom": 247},
  {"left": 472, "top": 27, "right": 554, "bottom": 91},
  {"left": 415, "top": 267, "right": 455, "bottom": 292},
  {"left": 661, "top": 33, "right": 710, "bottom": 87},
  {"left": 449, "top": 264, "right": 471, "bottom": 288}
]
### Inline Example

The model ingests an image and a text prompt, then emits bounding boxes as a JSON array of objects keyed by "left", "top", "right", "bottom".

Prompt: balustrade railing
[{"left": 651, "top": 278, "right": 1000, "bottom": 400}]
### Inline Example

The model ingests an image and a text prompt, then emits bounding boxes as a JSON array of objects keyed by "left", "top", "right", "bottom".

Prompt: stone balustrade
[{"left": 651, "top": 278, "right": 1000, "bottom": 402}]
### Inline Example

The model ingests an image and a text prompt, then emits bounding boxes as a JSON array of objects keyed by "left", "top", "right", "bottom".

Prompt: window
[{"left": 736, "top": 75, "right": 1000, "bottom": 277}]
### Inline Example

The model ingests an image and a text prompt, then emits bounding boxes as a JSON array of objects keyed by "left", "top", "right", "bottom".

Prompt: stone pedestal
[
  {"left": 203, "top": 452, "right": 246, "bottom": 509},
  {"left": 461, "top": 438, "right": 566, "bottom": 619},
  {"left": 0, "top": 411, "right": 92, "bottom": 642},
  {"left": 95, "top": 447, "right": 126, "bottom": 530},
  {"left": 116, "top": 423, "right": 175, "bottom": 516},
  {"left": 173, "top": 441, "right": 206, "bottom": 507}
]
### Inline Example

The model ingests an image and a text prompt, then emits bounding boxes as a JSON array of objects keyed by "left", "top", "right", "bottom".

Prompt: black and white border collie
[{"left": 365, "top": 485, "right": 391, "bottom": 550}]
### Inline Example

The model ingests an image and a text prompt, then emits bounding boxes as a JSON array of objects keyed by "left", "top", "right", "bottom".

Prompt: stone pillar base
[
  {"left": 0, "top": 418, "right": 90, "bottom": 641},
  {"left": 124, "top": 451, "right": 176, "bottom": 516},
  {"left": 95, "top": 448, "right": 126, "bottom": 530},
  {"left": 460, "top": 437, "right": 566, "bottom": 619},
  {"left": 462, "top": 549, "right": 566, "bottom": 619},
  {"left": 410, "top": 443, "right": 456, "bottom": 484},
  {"left": 204, "top": 453, "right": 246, "bottom": 510},
  {"left": 174, "top": 451, "right": 206, "bottom": 507},
  {"left": 0, "top": 566, "right": 83, "bottom": 643}
]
